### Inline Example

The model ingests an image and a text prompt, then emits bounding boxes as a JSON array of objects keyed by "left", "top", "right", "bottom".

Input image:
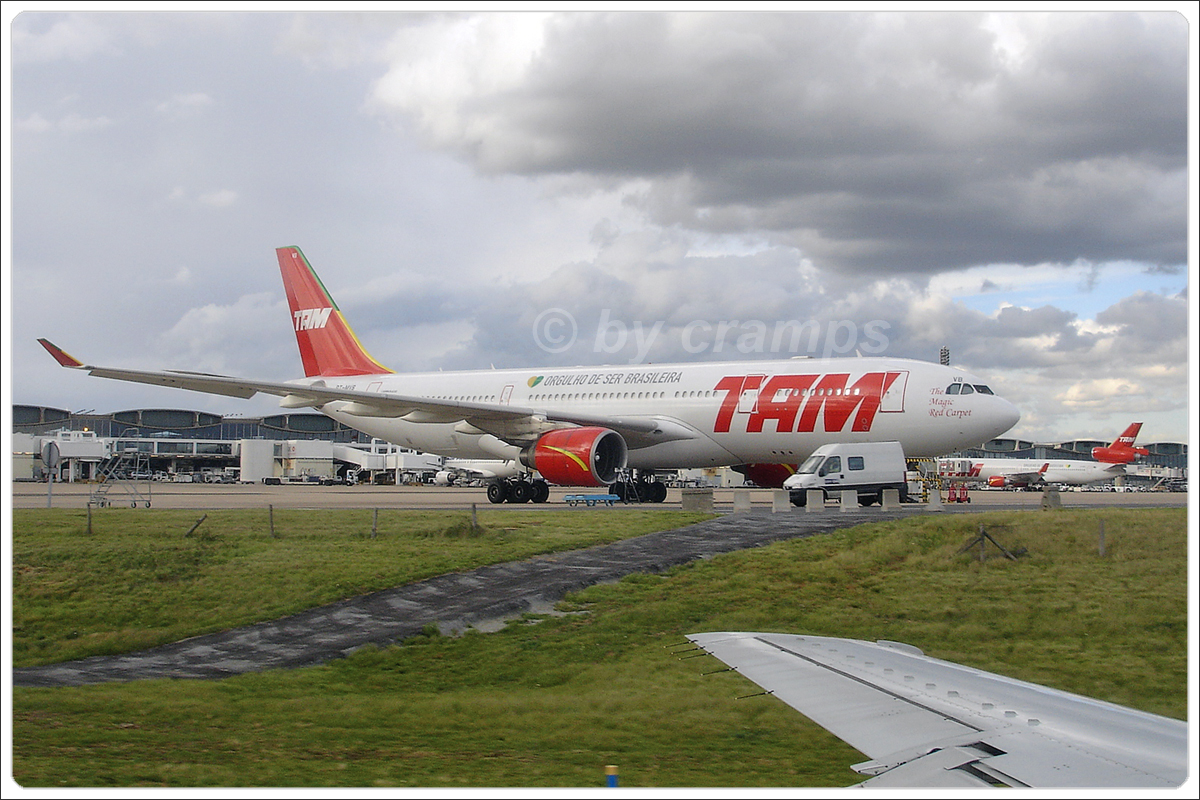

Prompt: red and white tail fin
[
  {"left": 277, "top": 247, "right": 393, "bottom": 378},
  {"left": 1112, "top": 423, "right": 1143, "bottom": 448},
  {"left": 1091, "top": 423, "right": 1148, "bottom": 464}
]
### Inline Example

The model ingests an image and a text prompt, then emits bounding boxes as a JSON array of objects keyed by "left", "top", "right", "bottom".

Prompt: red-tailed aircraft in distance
[
  {"left": 39, "top": 246, "right": 1020, "bottom": 502},
  {"left": 937, "top": 423, "right": 1146, "bottom": 488}
]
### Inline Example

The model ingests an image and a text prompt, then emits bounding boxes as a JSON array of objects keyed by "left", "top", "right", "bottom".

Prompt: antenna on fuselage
[{"left": 940, "top": 346, "right": 950, "bottom": 366}]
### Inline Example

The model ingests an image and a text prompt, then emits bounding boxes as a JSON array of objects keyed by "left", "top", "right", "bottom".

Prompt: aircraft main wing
[
  {"left": 993, "top": 463, "right": 1050, "bottom": 486},
  {"left": 36, "top": 339, "right": 696, "bottom": 447},
  {"left": 686, "top": 632, "right": 1187, "bottom": 788}
]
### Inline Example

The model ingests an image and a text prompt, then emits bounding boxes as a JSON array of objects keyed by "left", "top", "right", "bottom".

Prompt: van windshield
[{"left": 798, "top": 455, "right": 823, "bottom": 474}]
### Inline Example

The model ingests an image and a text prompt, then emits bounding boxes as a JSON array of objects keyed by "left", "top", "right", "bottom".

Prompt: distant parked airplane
[
  {"left": 40, "top": 246, "right": 1020, "bottom": 502},
  {"left": 936, "top": 423, "right": 1145, "bottom": 488},
  {"left": 687, "top": 632, "right": 1186, "bottom": 788}
]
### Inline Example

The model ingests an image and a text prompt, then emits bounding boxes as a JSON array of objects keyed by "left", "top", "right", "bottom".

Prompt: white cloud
[
  {"left": 11, "top": 11, "right": 120, "bottom": 63},
  {"left": 15, "top": 111, "right": 112, "bottom": 133},
  {"left": 15, "top": 112, "right": 54, "bottom": 133},
  {"left": 155, "top": 92, "right": 214, "bottom": 119},
  {"left": 197, "top": 189, "right": 238, "bottom": 208}
]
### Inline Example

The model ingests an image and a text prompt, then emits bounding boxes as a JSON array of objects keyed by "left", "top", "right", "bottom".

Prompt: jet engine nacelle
[
  {"left": 987, "top": 475, "right": 1010, "bottom": 488},
  {"left": 433, "top": 470, "right": 455, "bottom": 486},
  {"left": 1091, "top": 445, "right": 1148, "bottom": 464},
  {"left": 733, "top": 463, "right": 798, "bottom": 489},
  {"left": 520, "top": 427, "right": 627, "bottom": 488}
]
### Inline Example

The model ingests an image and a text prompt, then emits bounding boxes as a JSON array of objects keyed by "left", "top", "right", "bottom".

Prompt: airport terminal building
[{"left": 12, "top": 405, "right": 443, "bottom": 485}]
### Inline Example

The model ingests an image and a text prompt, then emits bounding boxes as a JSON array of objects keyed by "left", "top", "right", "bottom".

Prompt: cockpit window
[
  {"left": 973, "top": 384, "right": 994, "bottom": 395},
  {"left": 959, "top": 384, "right": 974, "bottom": 395},
  {"left": 946, "top": 383, "right": 961, "bottom": 395}
]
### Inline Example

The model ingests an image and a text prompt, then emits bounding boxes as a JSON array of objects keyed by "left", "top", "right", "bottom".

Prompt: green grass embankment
[
  {"left": 11, "top": 508, "right": 714, "bottom": 666},
  {"left": 11, "top": 507, "right": 1188, "bottom": 788}
]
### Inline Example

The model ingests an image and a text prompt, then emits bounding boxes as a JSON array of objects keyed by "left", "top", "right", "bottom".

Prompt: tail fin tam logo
[{"left": 294, "top": 307, "right": 333, "bottom": 332}]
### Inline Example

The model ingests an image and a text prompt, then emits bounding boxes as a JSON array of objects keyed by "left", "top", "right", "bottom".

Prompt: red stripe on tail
[{"left": 276, "top": 247, "right": 392, "bottom": 377}]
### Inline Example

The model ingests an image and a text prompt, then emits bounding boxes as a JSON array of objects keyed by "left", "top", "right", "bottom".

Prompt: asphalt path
[{"left": 11, "top": 483, "right": 1186, "bottom": 688}]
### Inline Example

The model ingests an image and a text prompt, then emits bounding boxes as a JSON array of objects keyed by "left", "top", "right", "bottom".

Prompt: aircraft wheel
[
  {"left": 651, "top": 482, "right": 667, "bottom": 503},
  {"left": 531, "top": 480, "right": 550, "bottom": 503},
  {"left": 510, "top": 481, "right": 533, "bottom": 504},
  {"left": 486, "top": 481, "right": 508, "bottom": 504}
]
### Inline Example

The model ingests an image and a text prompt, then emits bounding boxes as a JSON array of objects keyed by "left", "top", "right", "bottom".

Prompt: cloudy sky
[{"left": 5, "top": 6, "right": 1194, "bottom": 445}]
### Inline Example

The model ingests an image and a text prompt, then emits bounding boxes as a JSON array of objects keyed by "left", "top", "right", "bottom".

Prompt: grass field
[
  {"left": 11, "top": 507, "right": 714, "bottom": 667},
  {"left": 10, "top": 507, "right": 1189, "bottom": 788}
]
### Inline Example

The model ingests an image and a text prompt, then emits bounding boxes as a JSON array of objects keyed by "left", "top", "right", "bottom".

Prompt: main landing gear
[{"left": 487, "top": 477, "right": 551, "bottom": 504}]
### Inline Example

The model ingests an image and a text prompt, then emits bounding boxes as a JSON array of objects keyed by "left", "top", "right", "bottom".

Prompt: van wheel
[
  {"left": 790, "top": 492, "right": 806, "bottom": 508},
  {"left": 859, "top": 494, "right": 879, "bottom": 507}
]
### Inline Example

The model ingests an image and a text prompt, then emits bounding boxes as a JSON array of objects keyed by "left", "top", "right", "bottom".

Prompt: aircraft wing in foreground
[{"left": 686, "top": 632, "right": 1187, "bottom": 788}]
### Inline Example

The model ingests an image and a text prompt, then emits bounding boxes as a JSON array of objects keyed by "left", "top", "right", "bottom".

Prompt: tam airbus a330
[{"left": 39, "top": 247, "right": 1020, "bottom": 501}]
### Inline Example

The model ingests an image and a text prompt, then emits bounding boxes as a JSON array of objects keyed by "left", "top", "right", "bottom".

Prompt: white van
[{"left": 783, "top": 441, "right": 908, "bottom": 507}]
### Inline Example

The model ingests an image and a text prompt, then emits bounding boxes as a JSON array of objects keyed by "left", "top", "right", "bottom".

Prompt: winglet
[{"left": 38, "top": 339, "right": 85, "bottom": 368}]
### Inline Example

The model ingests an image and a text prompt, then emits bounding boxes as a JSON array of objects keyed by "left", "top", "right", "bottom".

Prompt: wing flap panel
[{"left": 688, "top": 633, "right": 1187, "bottom": 788}]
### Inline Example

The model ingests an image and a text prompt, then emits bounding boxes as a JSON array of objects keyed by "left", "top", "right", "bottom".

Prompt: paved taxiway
[
  {"left": 11, "top": 481, "right": 1185, "bottom": 688},
  {"left": 11, "top": 480, "right": 1188, "bottom": 511}
]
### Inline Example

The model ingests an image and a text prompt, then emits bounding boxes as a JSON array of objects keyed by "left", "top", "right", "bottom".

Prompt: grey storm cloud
[
  {"left": 8, "top": 10, "right": 1191, "bottom": 444},
  {"left": 371, "top": 11, "right": 1188, "bottom": 276},
  {"left": 423, "top": 223, "right": 1188, "bottom": 390}
]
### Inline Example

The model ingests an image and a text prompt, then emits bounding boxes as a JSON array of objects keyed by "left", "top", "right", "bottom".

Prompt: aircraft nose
[{"left": 995, "top": 396, "right": 1021, "bottom": 435}]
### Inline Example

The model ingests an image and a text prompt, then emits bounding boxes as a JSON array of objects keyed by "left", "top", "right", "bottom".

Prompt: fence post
[{"left": 185, "top": 514, "right": 208, "bottom": 537}]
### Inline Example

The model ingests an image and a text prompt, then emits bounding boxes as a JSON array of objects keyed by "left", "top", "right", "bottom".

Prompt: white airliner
[
  {"left": 937, "top": 423, "right": 1145, "bottom": 488},
  {"left": 39, "top": 246, "right": 1020, "bottom": 502},
  {"left": 687, "top": 632, "right": 1186, "bottom": 788}
]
